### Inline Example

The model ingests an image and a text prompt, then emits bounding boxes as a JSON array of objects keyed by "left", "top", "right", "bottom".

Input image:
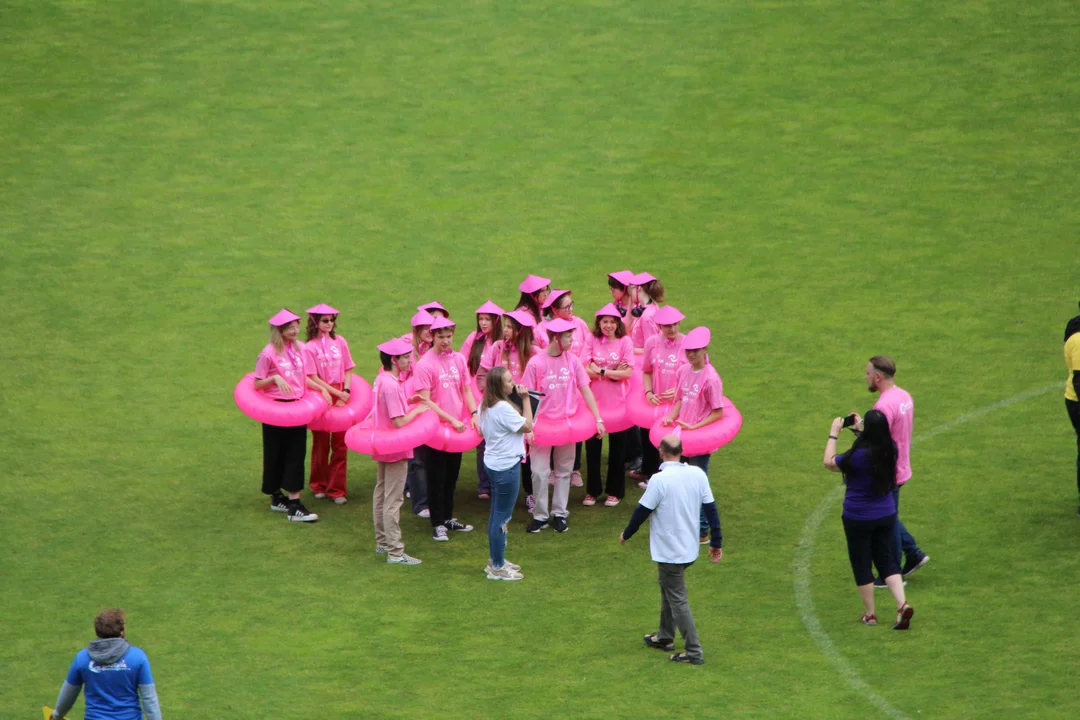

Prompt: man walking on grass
[{"left": 620, "top": 435, "right": 722, "bottom": 665}]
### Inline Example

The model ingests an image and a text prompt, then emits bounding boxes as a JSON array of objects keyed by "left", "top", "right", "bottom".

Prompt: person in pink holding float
[
  {"left": 303, "top": 304, "right": 355, "bottom": 505},
  {"left": 414, "top": 315, "right": 480, "bottom": 541},
  {"left": 662, "top": 326, "right": 725, "bottom": 542},
  {"left": 516, "top": 274, "right": 551, "bottom": 347},
  {"left": 630, "top": 272, "right": 667, "bottom": 352},
  {"left": 461, "top": 301, "right": 505, "bottom": 500},
  {"left": 478, "top": 309, "right": 542, "bottom": 512},
  {"left": 540, "top": 289, "right": 591, "bottom": 486},
  {"left": 371, "top": 337, "right": 432, "bottom": 565},
  {"left": 522, "top": 317, "right": 605, "bottom": 534},
  {"left": 632, "top": 305, "right": 689, "bottom": 486},
  {"left": 402, "top": 309, "right": 435, "bottom": 518},
  {"left": 253, "top": 309, "right": 329, "bottom": 523},
  {"left": 583, "top": 303, "right": 635, "bottom": 506}
]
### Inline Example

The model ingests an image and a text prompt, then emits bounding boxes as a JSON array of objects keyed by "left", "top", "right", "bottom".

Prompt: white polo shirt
[{"left": 639, "top": 461, "right": 715, "bottom": 564}]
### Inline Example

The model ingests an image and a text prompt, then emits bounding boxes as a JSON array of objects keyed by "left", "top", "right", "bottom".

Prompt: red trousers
[{"left": 310, "top": 384, "right": 349, "bottom": 498}]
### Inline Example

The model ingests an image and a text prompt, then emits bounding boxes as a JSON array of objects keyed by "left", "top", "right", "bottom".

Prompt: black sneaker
[
  {"left": 873, "top": 576, "right": 906, "bottom": 589},
  {"left": 901, "top": 554, "right": 930, "bottom": 577},
  {"left": 445, "top": 518, "right": 474, "bottom": 533},
  {"left": 286, "top": 501, "right": 318, "bottom": 522},
  {"left": 269, "top": 492, "right": 289, "bottom": 513},
  {"left": 432, "top": 525, "right": 449, "bottom": 542},
  {"left": 628, "top": 456, "right": 643, "bottom": 473},
  {"left": 526, "top": 519, "right": 549, "bottom": 533},
  {"left": 551, "top": 516, "right": 568, "bottom": 533}
]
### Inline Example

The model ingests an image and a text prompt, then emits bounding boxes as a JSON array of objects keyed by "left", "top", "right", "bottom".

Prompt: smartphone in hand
[{"left": 842, "top": 414, "right": 857, "bottom": 428}]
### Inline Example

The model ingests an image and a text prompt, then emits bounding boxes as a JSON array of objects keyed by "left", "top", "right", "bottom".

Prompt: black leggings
[
  {"left": 521, "top": 455, "right": 534, "bottom": 496},
  {"left": 1067, "top": 399, "right": 1080, "bottom": 496},
  {"left": 261, "top": 423, "right": 307, "bottom": 495},
  {"left": 842, "top": 514, "right": 900, "bottom": 585},
  {"left": 640, "top": 426, "right": 660, "bottom": 477},
  {"left": 425, "top": 447, "right": 462, "bottom": 527},
  {"left": 585, "top": 430, "right": 627, "bottom": 498}
]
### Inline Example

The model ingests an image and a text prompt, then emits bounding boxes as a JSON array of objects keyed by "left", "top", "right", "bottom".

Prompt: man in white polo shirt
[{"left": 620, "top": 435, "right": 723, "bottom": 665}]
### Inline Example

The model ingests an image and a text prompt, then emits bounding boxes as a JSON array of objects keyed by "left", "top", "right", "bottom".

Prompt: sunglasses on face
[{"left": 320, "top": 318, "right": 335, "bottom": 324}]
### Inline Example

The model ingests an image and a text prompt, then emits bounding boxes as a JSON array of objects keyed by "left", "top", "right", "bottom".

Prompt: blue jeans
[
  {"left": 487, "top": 464, "right": 521, "bottom": 569},
  {"left": 684, "top": 454, "right": 712, "bottom": 536},
  {"left": 892, "top": 485, "right": 921, "bottom": 565}
]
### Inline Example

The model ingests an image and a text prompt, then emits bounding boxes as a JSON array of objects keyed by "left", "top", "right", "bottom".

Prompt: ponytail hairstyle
[
  {"left": 480, "top": 366, "right": 513, "bottom": 414},
  {"left": 515, "top": 292, "right": 543, "bottom": 324},
  {"left": 468, "top": 314, "right": 503, "bottom": 376},
  {"left": 837, "top": 409, "right": 898, "bottom": 497},
  {"left": 639, "top": 278, "right": 665, "bottom": 304}
]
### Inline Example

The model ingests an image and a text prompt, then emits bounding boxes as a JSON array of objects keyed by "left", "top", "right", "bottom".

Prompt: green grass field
[{"left": 3, "top": 0, "right": 1078, "bottom": 717}]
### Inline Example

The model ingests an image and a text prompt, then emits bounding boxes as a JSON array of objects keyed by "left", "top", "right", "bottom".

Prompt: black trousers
[
  {"left": 842, "top": 514, "right": 900, "bottom": 586},
  {"left": 425, "top": 447, "right": 462, "bottom": 527},
  {"left": 262, "top": 423, "right": 307, "bottom": 495},
  {"left": 625, "top": 422, "right": 642, "bottom": 461},
  {"left": 521, "top": 455, "right": 534, "bottom": 496},
  {"left": 640, "top": 426, "right": 660, "bottom": 477},
  {"left": 574, "top": 441, "right": 582, "bottom": 471},
  {"left": 1067, "top": 399, "right": 1080, "bottom": 496},
  {"left": 585, "top": 430, "right": 627, "bottom": 498}
]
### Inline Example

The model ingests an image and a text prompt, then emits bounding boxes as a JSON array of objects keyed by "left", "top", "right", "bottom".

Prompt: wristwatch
[
  {"left": 342, "top": 388, "right": 351, "bottom": 394},
  {"left": 600, "top": 368, "right": 606, "bottom": 377}
]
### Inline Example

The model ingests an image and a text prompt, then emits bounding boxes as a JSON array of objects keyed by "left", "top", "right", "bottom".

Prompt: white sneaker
[
  {"left": 387, "top": 553, "right": 422, "bottom": 565},
  {"left": 637, "top": 481, "right": 648, "bottom": 490},
  {"left": 432, "top": 525, "right": 449, "bottom": 542},
  {"left": 484, "top": 559, "right": 521, "bottom": 573},
  {"left": 333, "top": 496, "right": 347, "bottom": 505},
  {"left": 486, "top": 565, "right": 524, "bottom": 581},
  {"left": 375, "top": 545, "right": 388, "bottom": 554},
  {"left": 313, "top": 493, "right": 327, "bottom": 499},
  {"left": 417, "top": 508, "right": 431, "bottom": 518},
  {"left": 571, "top": 470, "right": 583, "bottom": 487}
]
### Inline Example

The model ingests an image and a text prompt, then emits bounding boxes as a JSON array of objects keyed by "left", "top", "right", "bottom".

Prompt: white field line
[{"left": 793, "top": 382, "right": 1060, "bottom": 718}]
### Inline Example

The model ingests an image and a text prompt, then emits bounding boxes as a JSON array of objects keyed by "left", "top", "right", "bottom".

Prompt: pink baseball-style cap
[
  {"left": 608, "top": 270, "right": 635, "bottom": 286},
  {"left": 377, "top": 338, "right": 413, "bottom": 356},
  {"left": 682, "top": 326, "right": 711, "bottom": 350},
  {"left": 653, "top": 305, "right": 686, "bottom": 325},
  {"left": 594, "top": 303, "right": 622, "bottom": 319},
  {"left": 306, "top": 303, "right": 339, "bottom": 316},
  {"left": 418, "top": 301, "right": 448, "bottom": 315},
  {"left": 268, "top": 309, "right": 300, "bottom": 326},
  {"left": 475, "top": 301, "right": 504, "bottom": 316},
  {"left": 505, "top": 309, "right": 537, "bottom": 328},
  {"left": 541, "top": 289, "right": 570, "bottom": 310},
  {"left": 631, "top": 271, "right": 657, "bottom": 285},
  {"left": 411, "top": 310, "right": 435, "bottom": 327},
  {"left": 430, "top": 316, "right": 456, "bottom": 331},
  {"left": 544, "top": 318, "right": 576, "bottom": 334},
  {"left": 519, "top": 274, "right": 551, "bottom": 294}
]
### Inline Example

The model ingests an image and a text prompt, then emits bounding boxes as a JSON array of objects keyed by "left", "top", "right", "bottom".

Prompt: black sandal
[
  {"left": 643, "top": 634, "right": 674, "bottom": 651},
  {"left": 669, "top": 652, "right": 705, "bottom": 665}
]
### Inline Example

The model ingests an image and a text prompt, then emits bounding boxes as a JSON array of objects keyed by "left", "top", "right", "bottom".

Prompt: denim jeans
[
  {"left": 684, "top": 454, "right": 712, "bottom": 536},
  {"left": 892, "top": 485, "right": 921, "bottom": 565},
  {"left": 487, "top": 465, "right": 521, "bottom": 569}
]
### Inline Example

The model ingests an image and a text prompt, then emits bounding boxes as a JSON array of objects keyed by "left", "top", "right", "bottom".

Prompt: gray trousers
[{"left": 657, "top": 561, "right": 702, "bottom": 660}]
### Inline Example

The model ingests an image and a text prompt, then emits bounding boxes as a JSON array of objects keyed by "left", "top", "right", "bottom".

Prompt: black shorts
[{"left": 842, "top": 514, "right": 900, "bottom": 585}]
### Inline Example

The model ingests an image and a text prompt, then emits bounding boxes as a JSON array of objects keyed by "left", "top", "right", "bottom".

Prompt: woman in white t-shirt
[{"left": 478, "top": 367, "right": 534, "bottom": 581}]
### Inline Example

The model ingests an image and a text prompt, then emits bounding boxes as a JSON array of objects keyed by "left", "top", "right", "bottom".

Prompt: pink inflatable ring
[
  {"left": 531, "top": 393, "right": 601, "bottom": 446},
  {"left": 648, "top": 396, "right": 743, "bottom": 456},
  {"left": 234, "top": 373, "right": 328, "bottom": 427},
  {"left": 345, "top": 405, "right": 440, "bottom": 457},
  {"left": 426, "top": 407, "right": 484, "bottom": 453},
  {"left": 307, "top": 374, "right": 375, "bottom": 433}
]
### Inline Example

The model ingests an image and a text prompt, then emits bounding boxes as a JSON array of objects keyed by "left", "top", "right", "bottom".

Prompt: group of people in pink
[{"left": 235, "top": 271, "right": 743, "bottom": 576}]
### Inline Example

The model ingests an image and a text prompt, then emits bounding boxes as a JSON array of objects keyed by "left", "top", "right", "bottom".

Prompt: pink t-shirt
[
  {"left": 302, "top": 334, "right": 355, "bottom": 386},
  {"left": 372, "top": 372, "right": 412, "bottom": 463},
  {"left": 631, "top": 304, "right": 659, "bottom": 349},
  {"left": 642, "top": 333, "right": 688, "bottom": 397},
  {"left": 480, "top": 340, "right": 541, "bottom": 383},
  {"left": 538, "top": 316, "right": 590, "bottom": 357},
  {"left": 674, "top": 364, "right": 724, "bottom": 428},
  {"left": 583, "top": 333, "right": 634, "bottom": 407},
  {"left": 460, "top": 331, "right": 495, "bottom": 369},
  {"left": 414, "top": 348, "right": 470, "bottom": 421},
  {"left": 874, "top": 386, "right": 914, "bottom": 485},
  {"left": 522, "top": 351, "right": 592, "bottom": 421},
  {"left": 255, "top": 341, "right": 313, "bottom": 399}
]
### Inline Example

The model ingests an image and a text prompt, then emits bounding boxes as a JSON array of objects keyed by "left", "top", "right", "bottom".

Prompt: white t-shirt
[
  {"left": 639, "top": 461, "right": 715, "bottom": 564},
  {"left": 479, "top": 401, "right": 527, "bottom": 471}
]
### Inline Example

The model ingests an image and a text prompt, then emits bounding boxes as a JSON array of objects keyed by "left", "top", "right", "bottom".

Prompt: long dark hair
[
  {"left": 837, "top": 409, "right": 897, "bottom": 497},
  {"left": 504, "top": 317, "right": 536, "bottom": 370},
  {"left": 516, "top": 291, "right": 543, "bottom": 323},
  {"left": 468, "top": 314, "right": 503, "bottom": 376}
]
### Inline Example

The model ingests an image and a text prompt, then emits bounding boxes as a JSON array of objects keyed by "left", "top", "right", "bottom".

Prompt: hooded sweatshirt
[{"left": 54, "top": 637, "right": 162, "bottom": 720}]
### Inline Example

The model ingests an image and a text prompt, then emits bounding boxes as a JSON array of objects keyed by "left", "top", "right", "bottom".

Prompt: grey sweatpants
[{"left": 657, "top": 561, "right": 702, "bottom": 661}]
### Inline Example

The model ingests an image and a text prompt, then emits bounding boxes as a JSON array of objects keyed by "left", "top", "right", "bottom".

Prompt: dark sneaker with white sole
[
  {"left": 526, "top": 519, "right": 549, "bottom": 533},
  {"left": 551, "top": 517, "right": 568, "bottom": 533},
  {"left": 270, "top": 492, "right": 289, "bottom": 513},
  {"left": 873, "top": 576, "right": 907, "bottom": 589},
  {"left": 286, "top": 502, "right": 318, "bottom": 522},
  {"left": 901, "top": 554, "right": 930, "bottom": 577},
  {"left": 432, "top": 525, "right": 449, "bottom": 542},
  {"left": 445, "top": 518, "right": 473, "bottom": 532}
]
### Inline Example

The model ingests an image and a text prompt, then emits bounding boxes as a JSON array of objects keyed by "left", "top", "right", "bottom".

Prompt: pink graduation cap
[
  {"left": 519, "top": 274, "right": 551, "bottom": 294},
  {"left": 418, "top": 301, "right": 448, "bottom": 316},
  {"left": 541, "top": 289, "right": 570, "bottom": 310},
  {"left": 268, "top": 308, "right": 300, "bottom": 326},
  {"left": 682, "top": 326, "right": 711, "bottom": 350},
  {"left": 306, "top": 303, "right": 339, "bottom": 316},
  {"left": 631, "top": 271, "right": 657, "bottom": 285},
  {"left": 653, "top": 305, "right": 686, "bottom": 325},
  {"left": 595, "top": 303, "right": 622, "bottom": 318},
  {"left": 475, "top": 301, "right": 504, "bottom": 316},
  {"left": 411, "top": 310, "right": 435, "bottom": 327},
  {"left": 377, "top": 338, "right": 413, "bottom": 356},
  {"left": 505, "top": 309, "right": 537, "bottom": 328},
  {"left": 430, "top": 316, "right": 456, "bottom": 331},
  {"left": 544, "top": 318, "right": 576, "bottom": 334},
  {"left": 608, "top": 270, "right": 635, "bottom": 286}
]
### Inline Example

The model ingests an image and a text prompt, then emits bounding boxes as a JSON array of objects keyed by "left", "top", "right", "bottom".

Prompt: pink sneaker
[
  {"left": 604, "top": 496, "right": 620, "bottom": 507},
  {"left": 637, "top": 481, "right": 648, "bottom": 490},
  {"left": 571, "top": 471, "right": 583, "bottom": 487},
  {"left": 582, "top": 495, "right": 597, "bottom": 506}
]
